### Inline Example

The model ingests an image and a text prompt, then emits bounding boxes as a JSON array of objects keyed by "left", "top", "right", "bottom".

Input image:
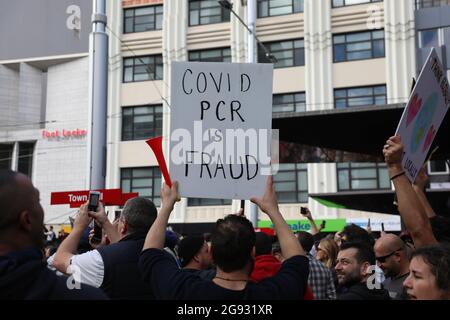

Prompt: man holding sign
[{"left": 382, "top": 48, "right": 450, "bottom": 248}]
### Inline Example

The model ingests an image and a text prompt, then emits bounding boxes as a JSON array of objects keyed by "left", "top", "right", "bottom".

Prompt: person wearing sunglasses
[{"left": 374, "top": 234, "right": 410, "bottom": 300}]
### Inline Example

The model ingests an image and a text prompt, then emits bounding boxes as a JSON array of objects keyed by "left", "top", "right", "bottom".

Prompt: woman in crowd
[{"left": 403, "top": 244, "right": 450, "bottom": 300}]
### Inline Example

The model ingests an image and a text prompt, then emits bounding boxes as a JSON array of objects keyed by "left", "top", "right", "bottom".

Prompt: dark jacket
[
  {"left": 0, "top": 247, "right": 107, "bottom": 300},
  {"left": 338, "top": 282, "right": 391, "bottom": 300},
  {"left": 97, "top": 232, "right": 153, "bottom": 299}
]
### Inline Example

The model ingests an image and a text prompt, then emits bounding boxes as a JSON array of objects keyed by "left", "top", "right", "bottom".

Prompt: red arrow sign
[{"left": 51, "top": 189, "right": 139, "bottom": 207}]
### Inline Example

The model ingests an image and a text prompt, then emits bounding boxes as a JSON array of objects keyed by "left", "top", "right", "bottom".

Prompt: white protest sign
[
  {"left": 396, "top": 48, "right": 450, "bottom": 182},
  {"left": 170, "top": 62, "right": 273, "bottom": 200}
]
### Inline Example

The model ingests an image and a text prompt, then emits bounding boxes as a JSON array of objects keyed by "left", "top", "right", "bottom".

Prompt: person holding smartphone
[
  {"left": 300, "top": 207, "right": 322, "bottom": 235},
  {"left": 53, "top": 196, "right": 159, "bottom": 299}
]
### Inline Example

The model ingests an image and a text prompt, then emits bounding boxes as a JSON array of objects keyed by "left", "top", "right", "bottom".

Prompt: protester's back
[{"left": 0, "top": 169, "right": 107, "bottom": 300}]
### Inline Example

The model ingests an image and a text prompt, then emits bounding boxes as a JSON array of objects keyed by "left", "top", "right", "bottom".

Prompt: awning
[
  {"left": 310, "top": 189, "right": 450, "bottom": 217},
  {"left": 273, "top": 104, "right": 450, "bottom": 159}
]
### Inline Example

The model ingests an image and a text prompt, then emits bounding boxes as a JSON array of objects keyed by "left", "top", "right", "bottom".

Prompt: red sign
[
  {"left": 51, "top": 189, "right": 139, "bottom": 207},
  {"left": 255, "top": 228, "right": 275, "bottom": 236},
  {"left": 42, "top": 128, "right": 87, "bottom": 140}
]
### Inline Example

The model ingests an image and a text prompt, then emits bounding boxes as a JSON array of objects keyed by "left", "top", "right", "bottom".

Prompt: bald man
[
  {"left": 374, "top": 234, "right": 410, "bottom": 300},
  {"left": 0, "top": 169, "right": 106, "bottom": 299}
]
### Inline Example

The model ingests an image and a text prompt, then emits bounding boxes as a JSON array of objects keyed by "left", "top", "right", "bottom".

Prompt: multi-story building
[
  {"left": 1, "top": 0, "right": 448, "bottom": 230},
  {"left": 0, "top": 0, "right": 93, "bottom": 225},
  {"left": 105, "top": 0, "right": 418, "bottom": 231}
]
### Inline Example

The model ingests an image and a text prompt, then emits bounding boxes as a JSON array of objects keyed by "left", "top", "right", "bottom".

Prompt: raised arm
[
  {"left": 251, "top": 176, "right": 305, "bottom": 258},
  {"left": 143, "top": 181, "right": 180, "bottom": 250},
  {"left": 383, "top": 136, "right": 437, "bottom": 247},
  {"left": 303, "top": 207, "right": 320, "bottom": 235},
  {"left": 53, "top": 203, "right": 91, "bottom": 273},
  {"left": 412, "top": 167, "right": 437, "bottom": 219}
]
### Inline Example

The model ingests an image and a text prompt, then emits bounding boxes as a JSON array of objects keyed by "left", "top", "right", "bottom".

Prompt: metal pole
[
  {"left": 87, "top": 0, "right": 108, "bottom": 190},
  {"left": 247, "top": 0, "right": 258, "bottom": 227}
]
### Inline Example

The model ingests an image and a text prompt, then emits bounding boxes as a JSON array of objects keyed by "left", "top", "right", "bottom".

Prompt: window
[
  {"left": 188, "top": 198, "right": 232, "bottom": 206},
  {"left": 428, "top": 160, "right": 450, "bottom": 174},
  {"left": 123, "top": 55, "right": 163, "bottom": 83},
  {"left": 258, "top": 0, "right": 304, "bottom": 18},
  {"left": 121, "top": 167, "right": 161, "bottom": 206},
  {"left": 259, "top": 39, "right": 305, "bottom": 68},
  {"left": 418, "top": 29, "right": 439, "bottom": 48},
  {"left": 0, "top": 144, "right": 13, "bottom": 170},
  {"left": 189, "top": 0, "right": 230, "bottom": 26},
  {"left": 273, "top": 92, "right": 306, "bottom": 113},
  {"left": 188, "top": 47, "right": 231, "bottom": 62},
  {"left": 122, "top": 105, "right": 163, "bottom": 141},
  {"left": 273, "top": 164, "right": 308, "bottom": 203},
  {"left": 18, "top": 142, "right": 35, "bottom": 178},
  {"left": 337, "top": 163, "right": 390, "bottom": 191},
  {"left": 415, "top": 0, "right": 450, "bottom": 9},
  {"left": 333, "top": 30, "right": 385, "bottom": 62},
  {"left": 417, "top": 27, "right": 450, "bottom": 70},
  {"left": 123, "top": 5, "right": 163, "bottom": 33},
  {"left": 334, "top": 85, "right": 386, "bottom": 109},
  {"left": 333, "top": 0, "right": 382, "bottom": 7},
  {"left": 0, "top": 142, "right": 34, "bottom": 178}
]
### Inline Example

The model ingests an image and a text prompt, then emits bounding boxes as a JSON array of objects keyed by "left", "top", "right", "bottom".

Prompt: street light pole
[
  {"left": 246, "top": 0, "right": 259, "bottom": 227},
  {"left": 87, "top": 0, "right": 108, "bottom": 190},
  {"left": 219, "top": 0, "right": 266, "bottom": 227}
]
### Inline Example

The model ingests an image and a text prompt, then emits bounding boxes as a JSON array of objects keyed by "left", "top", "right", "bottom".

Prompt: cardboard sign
[
  {"left": 396, "top": 48, "right": 450, "bottom": 182},
  {"left": 170, "top": 62, "right": 273, "bottom": 200}
]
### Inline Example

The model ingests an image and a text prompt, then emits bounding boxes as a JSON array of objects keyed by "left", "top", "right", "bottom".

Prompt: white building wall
[
  {"left": 384, "top": 0, "right": 416, "bottom": 104},
  {"left": 18, "top": 63, "right": 42, "bottom": 128},
  {"left": 0, "top": 65, "right": 20, "bottom": 128},
  {"left": 36, "top": 57, "right": 89, "bottom": 224}
]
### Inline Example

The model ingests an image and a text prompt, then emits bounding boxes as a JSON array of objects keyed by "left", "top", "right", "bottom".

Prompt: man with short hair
[
  {"left": 53, "top": 196, "right": 157, "bottom": 299},
  {"left": 178, "top": 235, "right": 213, "bottom": 276},
  {"left": 0, "top": 169, "right": 106, "bottom": 300},
  {"left": 336, "top": 242, "right": 390, "bottom": 300},
  {"left": 139, "top": 177, "right": 310, "bottom": 300},
  {"left": 374, "top": 234, "right": 409, "bottom": 299},
  {"left": 297, "top": 231, "right": 336, "bottom": 300}
]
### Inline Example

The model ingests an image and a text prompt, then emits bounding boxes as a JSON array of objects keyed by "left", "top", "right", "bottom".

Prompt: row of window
[
  {"left": 124, "top": 0, "right": 383, "bottom": 33},
  {"left": 123, "top": 30, "right": 385, "bottom": 83},
  {"left": 121, "top": 85, "right": 386, "bottom": 141},
  {"left": 0, "top": 142, "right": 35, "bottom": 178},
  {"left": 121, "top": 161, "right": 449, "bottom": 206}
]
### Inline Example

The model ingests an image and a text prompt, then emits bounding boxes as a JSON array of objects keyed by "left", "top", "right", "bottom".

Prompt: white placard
[
  {"left": 170, "top": 62, "right": 273, "bottom": 200},
  {"left": 396, "top": 48, "right": 450, "bottom": 182}
]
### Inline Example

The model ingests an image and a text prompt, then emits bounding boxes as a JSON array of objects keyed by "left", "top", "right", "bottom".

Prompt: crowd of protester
[{"left": 0, "top": 135, "right": 450, "bottom": 300}]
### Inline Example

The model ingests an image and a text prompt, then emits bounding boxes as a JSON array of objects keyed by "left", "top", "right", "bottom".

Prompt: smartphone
[
  {"left": 300, "top": 207, "right": 307, "bottom": 215},
  {"left": 88, "top": 191, "right": 102, "bottom": 241},
  {"left": 88, "top": 191, "right": 100, "bottom": 212},
  {"left": 321, "top": 220, "right": 326, "bottom": 229}
]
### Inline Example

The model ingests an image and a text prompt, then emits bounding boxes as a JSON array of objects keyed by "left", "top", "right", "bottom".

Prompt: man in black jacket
[
  {"left": 0, "top": 169, "right": 106, "bottom": 300},
  {"left": 336, "top": 242, "right": 390, "bottom": 300},
  {"left": 53, "top": 196, "right": 157, "bottom": 299}
]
